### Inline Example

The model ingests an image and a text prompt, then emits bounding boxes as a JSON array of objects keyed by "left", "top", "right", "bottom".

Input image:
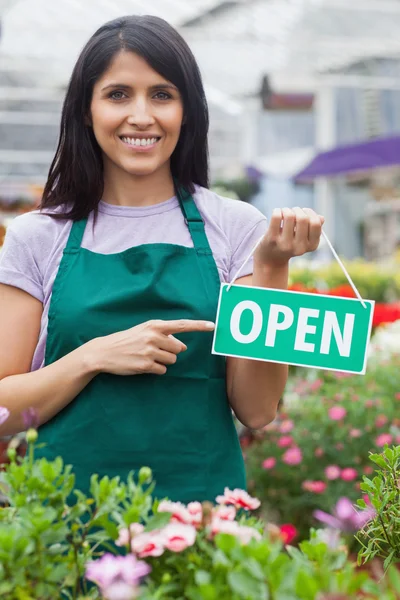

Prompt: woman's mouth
[{"left": 119, "top": 136, "right": 161, "bottom": 152}]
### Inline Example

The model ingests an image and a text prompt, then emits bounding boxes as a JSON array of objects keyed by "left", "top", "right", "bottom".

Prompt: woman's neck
[{"left": 102, "top": 163, "right": 176, "bottom": 207}]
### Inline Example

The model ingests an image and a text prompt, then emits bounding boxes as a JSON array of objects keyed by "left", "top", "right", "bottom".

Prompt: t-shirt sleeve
[
  {"left": 0, "top": 219, "right": 44, "bottom": 302},
  {"left": 229, "top": 213, "right": 268, "bottom": 282}
]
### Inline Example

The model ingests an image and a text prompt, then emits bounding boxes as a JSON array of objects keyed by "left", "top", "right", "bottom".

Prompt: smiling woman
[{"left": 0, "top": 14, "right": 323, "bottom": 503}]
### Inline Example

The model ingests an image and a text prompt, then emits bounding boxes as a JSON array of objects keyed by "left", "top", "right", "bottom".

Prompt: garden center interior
[{"left": 1, "top": 2, "right": 400, "bottom": 598}]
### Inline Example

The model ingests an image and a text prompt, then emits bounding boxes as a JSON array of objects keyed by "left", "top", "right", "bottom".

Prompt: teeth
[{"left": 121, "top": 137, "right": 158, "bottom": 146}]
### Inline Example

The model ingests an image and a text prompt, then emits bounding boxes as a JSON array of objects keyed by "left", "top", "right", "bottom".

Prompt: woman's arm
[
  {"left": 0, "top": 284, "right": 100, "bottom": 435},
  {"left": 226, "top": 207, "right": 324, "bottom": 430},
  {"left": 0, "top": 284, "right": 212, "bottom": 436}
]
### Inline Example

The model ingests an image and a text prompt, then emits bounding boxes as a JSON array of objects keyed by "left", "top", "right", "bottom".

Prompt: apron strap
[
  {"left": 178, "top": 188, "right": 212, "bottom": 254},
  {"left": 64, "top": 218, "right": 88, "bottom": 254}
]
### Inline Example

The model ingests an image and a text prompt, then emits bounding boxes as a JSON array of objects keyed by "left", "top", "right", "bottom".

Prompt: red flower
[
  {"left": 279, "top": 524, "right": 298, "bottom": 545},
  {"left": 327, "top": 285, "right": 356, "bottom": 298},
  {"left": 372, "top": 303, "right": 400, "bottom": 327}
]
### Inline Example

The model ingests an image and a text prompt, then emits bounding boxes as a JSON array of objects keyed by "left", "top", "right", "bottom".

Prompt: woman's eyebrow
[{"left": 101, "top": 82, "right": 178, "bottom": 92}]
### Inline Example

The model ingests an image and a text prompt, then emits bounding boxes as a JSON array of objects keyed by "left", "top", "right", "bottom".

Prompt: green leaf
[
  {"left": 294, "top": 571, "right": 318, "bottom": 599},
  {"left": 145, "top": 511, "right": 172, "bottom": 532},
  {"left": 228, "top": 571, "right": 268, "bottom": 599},
  {"left": 195, "top": 570, "right": 211, "bottom": 586}
]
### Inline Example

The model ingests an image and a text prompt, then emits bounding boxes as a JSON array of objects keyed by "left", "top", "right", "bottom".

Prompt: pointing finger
[{"left": 158, "top": 320, "right": 215, "bottom": 335}]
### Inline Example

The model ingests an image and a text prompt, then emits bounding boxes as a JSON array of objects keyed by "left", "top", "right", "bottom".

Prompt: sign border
[{"left": 211, "top": 283, "right": 375, "bottom": 375}]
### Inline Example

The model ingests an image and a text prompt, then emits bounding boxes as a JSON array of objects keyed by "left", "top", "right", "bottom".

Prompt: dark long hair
[{"left": 40, "top": 15, "right": 209, "bottom": 220}]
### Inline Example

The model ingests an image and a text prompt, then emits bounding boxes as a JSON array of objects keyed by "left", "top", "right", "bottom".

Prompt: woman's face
[{"left": 90, "top": 51, "right": 184, "bottom": 179}]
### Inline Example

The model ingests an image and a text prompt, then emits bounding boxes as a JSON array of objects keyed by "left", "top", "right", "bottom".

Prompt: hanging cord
[{"left": 227, "top": 228, "right": 367, "bottom": 309}]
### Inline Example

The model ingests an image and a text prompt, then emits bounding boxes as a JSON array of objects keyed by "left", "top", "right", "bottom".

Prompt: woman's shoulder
[
  {"left": 7, "top": 207, "right": 72, "bottom": 248},
  {"left": 193, "top": 185, "right": 267, "bottom": 239}
]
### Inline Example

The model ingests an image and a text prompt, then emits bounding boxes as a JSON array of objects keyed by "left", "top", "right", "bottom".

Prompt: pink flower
[
  {"left": 213, "top": 505, "right": 236, "bottom": 521},
  {"left": 279, "top": 419, "right": 294, "bottom": 433},
  {"left": 375, "top": 414, "right": 388, "bottom": 428},
  {"left": 325, "top": 465, "right": 341, "bottom": 480},
  {"left": 328, "top": 406, "right": 347, "bottom": 421},
  {"left": 131, "top": 532, "right": 165, "bottom": 558},
  {"left": 278, "top": 436, "right": 293, "bottom": 448},
  {"left": 310, "top": 379, "right": 323, "bottom": 392},
  {"left": 314, "top": 447, "right": 324, "bottom": 457},
  {"left": 211, "top": 518, "right": 261, "bottom": 544},
  {"left": 0, "top": 407, "right": 9, "bottom": 426},
  {"left": 216, "top": 488, "right": 260, "bottom": 511},
  {"left": 365, "top": 400, "right": 374, "bottom": 408},
  {"left": 262, "top": 457, "right": 276, "bottom": 470},
  {"left": 302, "top": 480, "right": 327, "bottom": 494},
  {"left": 279, "top": 524, "right": 298, "bottom": 544},
  {"left": 350, "top": 429, "right": 362, "bottom": 438},
  {"left": 340, "top": 468, "right": 358, "bottom": 482},
  {"left": 116, "top": 523, "right": 145, "bottom": 547},
  {"left": 187, "top": 502, "right": 203, "bottom": 527},
  {"left": 336, "top": 443, "right": 344, "bottom": 451},
  {"left": 85, "top": 554, "right": 150, "bottom": 599},
  {"left": 363, "top": 466, "right": 374, "bottom": 475},
  {"left": 314, "top": 497, "right": 375, "bottom": 533},
  {"left": 162, "top": 523, "right": 196, "bottom": 553},
  {"left": 282, "top": 447, "right": 303, "bottom": 465},
  {"left": 375, "top": 433, "right": 393, "bottom": 447},
  {"left": 395, "top": 393, "right": 400, "bottom": 400},
  {"left": 333, "top": 372, "right": 353, "bottom": 379},
  {"left": 157, "top": 500, "right": 202, "bottom": 527},
  {"left": 351, "top": 394, "right": 359, "bottom": 402}
]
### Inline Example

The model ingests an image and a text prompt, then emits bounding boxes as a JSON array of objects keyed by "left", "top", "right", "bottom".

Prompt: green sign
[{"left": 212, "top": 284, "right": 374, "bottom": 375}]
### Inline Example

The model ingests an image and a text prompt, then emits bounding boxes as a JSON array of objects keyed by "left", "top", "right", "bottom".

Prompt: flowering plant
[{"left": 244, "top": 354, "right": 400, "bottom": 542}]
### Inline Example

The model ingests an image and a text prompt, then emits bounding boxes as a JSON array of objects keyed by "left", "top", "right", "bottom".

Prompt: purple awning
[{"left": 294, "top": 135, "right": 400, "bottom": 182}]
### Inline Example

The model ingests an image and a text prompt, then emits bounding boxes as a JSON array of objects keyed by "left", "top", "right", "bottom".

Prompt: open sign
[{"left": 212, "top": 284, "right": 374, "bottom": 375}]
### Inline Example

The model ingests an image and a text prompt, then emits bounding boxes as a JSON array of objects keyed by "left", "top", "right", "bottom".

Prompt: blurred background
[{"left": 1, "top": 0, "right": 400, "bottom": 265}]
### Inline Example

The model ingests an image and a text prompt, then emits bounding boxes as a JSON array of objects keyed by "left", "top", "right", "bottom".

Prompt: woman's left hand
[{"left": 254, "top": 207, "right": 325, "bottom": 269}]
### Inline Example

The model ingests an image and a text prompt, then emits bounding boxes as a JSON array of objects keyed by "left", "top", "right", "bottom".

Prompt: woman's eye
[
  {"left": 154, "top": 91, "right": 171, "bottom": 100},
  {"left": 109, "top": 91, "right": 126, "bottom": 100}
]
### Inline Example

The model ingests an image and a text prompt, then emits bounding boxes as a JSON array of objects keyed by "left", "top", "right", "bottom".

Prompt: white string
[
  {"left": 321, "top": 230, "right": 366, "bottom": 308},
  {"left": 227, "top": 227, "right": 367, "bottom": 309},
  {"left": 226, "top": 235, "right": 264, "bottom": 291}
]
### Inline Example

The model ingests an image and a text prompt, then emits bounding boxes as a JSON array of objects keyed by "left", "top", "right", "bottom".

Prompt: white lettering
[
  {"left": 265, "top": 304, "right": 294, "bottom": 347},
  {"left": 230, "top": 301, "right": 263, "bottom": 344},
  {"left": 294, "top": 308, "right": 319, "bottom": 352},
  {"left": 320, "top": 311, "right": 355, "bottom": 357}
]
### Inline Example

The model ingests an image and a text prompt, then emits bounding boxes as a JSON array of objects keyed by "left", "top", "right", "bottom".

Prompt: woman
[{"left": 0, "top": 15, "right": 323, "bottom": 503}]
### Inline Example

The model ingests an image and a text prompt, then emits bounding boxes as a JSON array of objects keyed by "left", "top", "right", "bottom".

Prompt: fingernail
[{"left": 206, "top": 322, "right": 215, "bottom": 329}]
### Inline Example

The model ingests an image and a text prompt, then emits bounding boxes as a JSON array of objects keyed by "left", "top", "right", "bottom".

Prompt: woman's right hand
[{"left": 86, "top": 319, "right": 215, "bottom": 376}]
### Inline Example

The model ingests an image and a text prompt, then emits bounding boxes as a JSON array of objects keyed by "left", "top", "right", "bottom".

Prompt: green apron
[{"left": 37, "top": 191, "right": 246, "bottom": 503}]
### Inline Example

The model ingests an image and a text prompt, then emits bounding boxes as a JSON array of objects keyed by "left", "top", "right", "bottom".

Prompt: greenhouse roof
[{"left": 0, "top": 0, "right": 400, "bottom": 96}]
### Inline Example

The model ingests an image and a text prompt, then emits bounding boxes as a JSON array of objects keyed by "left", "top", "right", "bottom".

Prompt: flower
[
  {"left": 325, "top": 465, "right": 341, "bottom": 481},
  {"left": 309, "top": 379, "right": 323, "bottom": 392},
  {"left": 213, "top": 505, "right": 236, "bottom": 521},
  {"left": 22, "top": 407, "right": 39, "bottom": 429},
  {"left": 302, "top": 480, "right": 327, "bottom": 494},
  {"left": 340, "top": 468, "right": 358, "bottom": 482},
  {"left": 328, "top": 406, "right": 347, "bottom": 421},
  {"left": 162, "top": 523, "right": 197, "bottom": 552},
  {"left": 216, "top": 488, "right": 260, "bottom": 511},
  {"left": 262, "top": 457, "right": 276, "bottom": 470},
  {"left": 279, "top": 419, "right": 294, "bottom": 433},
  {"left": 350, "top": 429, "right": 362, "bottom": 438},
  {"left": 278, "top": 435, "right": 293, "bottom": 448},
  {"left": 395, "top": 393, "right": 400, "bottom": 400},
  {"left": 282, "top": 447, "right": 302, "bottom": 465},
  {"left": 375, "top": 433, "right": 393, "bottom": 447},
  {"left": 363, "top": 466, "right": 374, "bottom": 475},
  {"left": 85, "top": 554, "right": 150, "bottom": 600},
  {"left": 279, "top": 524, "right": 297, "bottom": 544},
  {"left": 375, "top": 414, "right": 388, "bottom": 428},
  {"left": 0, "top": 407, "right": 9, "bottom": 426},
  {"left": 157, "top": 500, "right": 201, "bottom": 527},
  {"left": 131, "top": 532, "right": 165, "bottom": 558},
  {"left": 211, "top": 518, "right": 261, "bottom": 544},
  {"left": 116, "top": 524, "right": 145, "bottom": 547},
  {"left": 314, "top": 447, "right": 324, "bottom": 457},
  {"left": 314, "top": 497, "right": 375, "bottom": 533}
]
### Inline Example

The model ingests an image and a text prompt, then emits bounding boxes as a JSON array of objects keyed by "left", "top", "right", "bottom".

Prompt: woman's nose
[{"left": 126, "top": 99, "right": 155, "bottom": 128}]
